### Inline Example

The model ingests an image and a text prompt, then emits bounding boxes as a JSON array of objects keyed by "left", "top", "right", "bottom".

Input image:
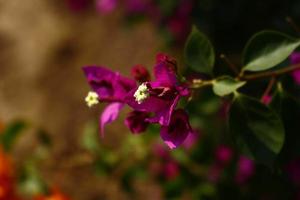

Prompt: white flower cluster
[
  {"left": 85, "top": 91, "right": 99, "bottom": 107},
  {"left": 134, "top": 83, "right": 149, "bottom": 104}
]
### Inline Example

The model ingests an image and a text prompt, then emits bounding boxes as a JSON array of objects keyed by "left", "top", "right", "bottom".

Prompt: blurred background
[{"left": 0, "top": 0, "right": 300, "bottom": 199}]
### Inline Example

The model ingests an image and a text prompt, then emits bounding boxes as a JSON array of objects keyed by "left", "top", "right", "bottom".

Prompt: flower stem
[
  {"left": 190, "top": 63, "right": 300, "bottom": 89},
  {"left": 260, "top": 76, "right": 276, "bottom": 102},
  {"left": 240, "top": 63, "right": 300, "bottom": 81},
  {"left": 220, "top": 54, "right": 239, "bottom": 75},
  {"left": 190, "top": 79, "right": 213, "bottom": 89}
]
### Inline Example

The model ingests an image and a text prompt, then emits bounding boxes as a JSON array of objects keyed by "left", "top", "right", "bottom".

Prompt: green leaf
[
  {"left": 269, "top": 83, "right": 284, "bottom": 115},
  {"left": 229, "top": 94, "right": 285, "bottom": 165},
  {"left": 0, "top": 120, "right": 26, "bottom": 152},
  {"left": 243, "top": 31, "right": 300, "bottom": 71},
  {"left": 212, "top": 76, "right": 246, "bottom": 96},
  {"left": 19, "top": 161, "right": 48, "bottom": 196},
  {"left": 36, "top": 129, "right": 52, "bottom": 147},
  {"left": 81, "top": 121, "right": 100, "bottom": 153},
  {"left": 184, "top": 26, "right": 215, "bottom": 75},
  {"left": 270, "top": 89, "right": 300, "bottom": 162}
]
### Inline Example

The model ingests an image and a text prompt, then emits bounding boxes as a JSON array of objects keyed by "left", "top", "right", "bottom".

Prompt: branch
[{"left": 240, "top": 63, "right": 300, "bottom": 81}]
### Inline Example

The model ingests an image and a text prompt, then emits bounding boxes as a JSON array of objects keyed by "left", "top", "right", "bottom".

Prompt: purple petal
[
  {"left": 100, "top": 102, "right": 124, "bottom": 136},
  {"left": 147, "top": 95, "right": 180, "bottom": 126},
  {"left": 160, "top": 109, "right": 192, "bottom": 149},
  {"left": 131, "top": 64, "right": 151, "bottom": 83},
  {"left": 83, "top": 66, "right": 136, "bottom": 102},
  {"left": 182, "top": 130, "right": 200, "bottom": 149},
  {"left": 153, "top": 54, "right": 178, "bottom": 87},
  {"left": 290, "top": 53, "right": 300, "bottom": 85},
  {"left": 124, "top": 111, "right": 149, "bottom": 134}
]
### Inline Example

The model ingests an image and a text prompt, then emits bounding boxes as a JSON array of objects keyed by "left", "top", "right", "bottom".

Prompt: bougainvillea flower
[
  {"left": 126, "top": 53, "right": 190, "bottom": 126},
  {"left": 124, "top": 111, "right": 149, "bottom": 134},
  {"left": 83, "top": 66, "right": 136, "bottom": 135},
  {"left": 160, "top": 109, "right": 193, "bottom": 149},
  {"left": 235, "top": 156, "right": 255, "bottom": 184},
  {"left": 83, "top": 55, "right": 193, "bottom": 148},
  {"left": 290, "top": 52, "right": 300, "bottom": 85},
  {"left": 96, "top": 0, "right": 117, "bottom": 14}
]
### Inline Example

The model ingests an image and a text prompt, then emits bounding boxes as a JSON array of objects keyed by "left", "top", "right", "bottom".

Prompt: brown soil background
[{"left": 0, "top": 1, "right": 180, "bottom": 199}]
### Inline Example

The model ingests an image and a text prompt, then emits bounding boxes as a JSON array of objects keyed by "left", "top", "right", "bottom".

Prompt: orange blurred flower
[
  {"left": 34, "top": 188, "right": 71, "bottom": 200},
  {"left": 0, "top": 147, "right": 20, "bottom": 200}
]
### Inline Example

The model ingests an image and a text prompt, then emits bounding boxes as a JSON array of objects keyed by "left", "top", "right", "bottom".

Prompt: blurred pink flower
[
  {"left": 96, "top": 0, "right": 118, "bottom": 14},
  {"left": 164, "top": 160, "right": 180, "bottom": 180},
  {"left": 152, "top": 143, "right": 169, "bottom": 159},
  {"left": 235, "top": 156, "right": 255, "bottom": 184},
  {"left": 215, "top": 145, "right": 233, "bottom": 166},
  {"left": 150, "top": 143, "right": 180, "bottom": 180},
  {"left": 182, "top": 130, "right": 200, "bottom": 150},
  {"left": 207, "top": 164, "right": 222, "bottom": 183},
  {"left": 290, "top": 52, "right": 300, "bottom": 85},
  {"left": 124, "top": 0, "right": 148, "bottom": 13},
  {"left": 166, "top": 0, "right": 193, "bottom": 45},
  {"left": 284, "top": 158, "right": 300, "bottom": 186},
  {"left": 66, "top": 0, "right": 90, "bottom": 12},
  {"left": 261, "top": 94, "right": 272, "bottom": 105}
]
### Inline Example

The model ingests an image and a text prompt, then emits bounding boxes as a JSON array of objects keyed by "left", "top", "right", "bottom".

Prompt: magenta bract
[
  {"left": 160, "top": 109, "right": 193, "bottom": 149},
  {"left": 83, "top": 66, "right": 136, "bottom": 102},
  {"left": 126, "top": 53, "right": 190, "bottom": 126},
  {"left": 124, "top": 111, "right": 149, "bottom": 134},
  {"left": 290, "top": 52, "right": 300, "bottom": 85}
]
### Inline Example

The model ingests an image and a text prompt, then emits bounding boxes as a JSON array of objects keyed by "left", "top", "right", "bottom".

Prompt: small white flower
[
  {"left": 85, "top": 91, "right": 99, "bottom": 107},
  {"left": 134, "top": 83, "right": 149, "bottom": 104}
]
